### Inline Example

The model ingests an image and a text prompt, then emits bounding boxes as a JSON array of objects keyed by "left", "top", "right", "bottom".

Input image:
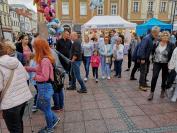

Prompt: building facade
[
  {"left": 128, "top": 0, "right": 174, "bottom": 24},
  {"left": 0, "top": 0, "right": 12, "bottom": 40},
  {"left": 38, "top": 0, "right": 128, "bottom": 32}
]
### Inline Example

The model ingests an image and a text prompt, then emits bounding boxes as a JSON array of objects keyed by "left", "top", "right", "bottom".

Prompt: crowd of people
[{"left": 1, "top": 26, "right": 177, "bottom": 133}]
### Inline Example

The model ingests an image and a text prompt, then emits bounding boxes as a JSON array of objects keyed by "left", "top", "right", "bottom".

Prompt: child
[
  {"left": 91, "top": 50, "right": 100, "bottom": 83},
  {"left": 29, "top": 54, "right": 38, "bottom": 112}
]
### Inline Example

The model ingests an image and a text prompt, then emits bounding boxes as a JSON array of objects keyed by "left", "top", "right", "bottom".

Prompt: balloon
[{"left": 89, "top": 0, "right": 104, "bottom": 10}]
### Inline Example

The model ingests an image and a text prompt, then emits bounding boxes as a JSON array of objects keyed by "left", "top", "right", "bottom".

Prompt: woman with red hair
[{"left": 26, "top": 37, "right": 59, "bottom": 133}]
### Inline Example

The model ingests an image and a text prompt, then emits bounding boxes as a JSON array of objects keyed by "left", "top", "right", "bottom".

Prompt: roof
[{"left": 82, "top": 16, "right": 137, "bottom": 29}]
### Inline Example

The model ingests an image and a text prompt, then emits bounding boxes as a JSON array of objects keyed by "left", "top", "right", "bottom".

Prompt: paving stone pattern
[{"left": 1, "top": 58, "right": 177, "bottom": 133}]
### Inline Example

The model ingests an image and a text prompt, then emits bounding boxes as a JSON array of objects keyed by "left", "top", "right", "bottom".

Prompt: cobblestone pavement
[{"left": 1, "top": 58, "right": 177, "bottom": 133}]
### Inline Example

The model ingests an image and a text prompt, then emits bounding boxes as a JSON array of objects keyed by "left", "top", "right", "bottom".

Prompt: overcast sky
[{"left": 8, "top": 0, "right": 37, "bottom": 12}]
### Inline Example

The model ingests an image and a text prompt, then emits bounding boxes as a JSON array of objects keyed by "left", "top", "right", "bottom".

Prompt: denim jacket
[{"left": 99, "top": 44, "right": 113, "bottom": 56}]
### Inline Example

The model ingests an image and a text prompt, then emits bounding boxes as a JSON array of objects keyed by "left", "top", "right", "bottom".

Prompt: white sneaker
[
  {"left": 102, "top": 76, "right": 105, "bottom": 79},
  {"left": 84, "top": 78, "right": 88, "bottom": 82},
  {"left": 171, "top": 96, "right": 177, "bottom": 102},
  {"left": 96, "top": 79, "right": 98, "bottom": 83},
  {"left": 107, "top": 77, "right": 111, "bottom": 80}
]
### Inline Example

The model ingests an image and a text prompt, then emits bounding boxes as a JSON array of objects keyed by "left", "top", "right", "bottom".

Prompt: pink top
[
  {"left": 23, "top": 46, "right": 32, "bottom": 63},
  {"left": 26, "top": 58, "right": 54, "bottom": 82},
  {"left": 90, "top": 55, "right": 100, "bottom": 68}
]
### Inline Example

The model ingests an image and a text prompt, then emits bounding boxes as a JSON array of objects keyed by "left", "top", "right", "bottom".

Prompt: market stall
[{"left": 136, "top": 18, "right": 172, "bottom": 36}]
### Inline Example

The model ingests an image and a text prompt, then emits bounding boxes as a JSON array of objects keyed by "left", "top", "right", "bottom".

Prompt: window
[
  {"left": 111, "top": 3, "right": 117, "bottom": 15},
  {"left": 133, "top": 1, "right": 139, "bottom": 13},
  {"left": 80, "top": 2, "right": 87, "bottom": 15},
  {"left": 97, "top": 5, "right": 104, "bottom": 15},
  {"left": 160, "top": 1, "right": 167, "bottom": 12},
  {"left": 62, "top": 2, "right": 69, "bottom": 15},
  {"left": 148, "top": 1, "right": 153, "bottom": 12}
]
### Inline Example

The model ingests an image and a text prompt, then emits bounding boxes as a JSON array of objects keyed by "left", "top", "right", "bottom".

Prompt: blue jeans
[
  {"left": 83, "top": 56, "right": 91, "bottom": 78},
  {"left": 71, "top": 61, "right": 86, "bottom": 90},
  {"left": 53, "top": 88, "right": 64, "bottom": 109},
  {"left": 37, "top": 83, "right": 58, "bottom": 129},
  {"left": 114, "top": 60, "right": 123, "bottom": 76},
  {"left": 100, "top": 55, "right": 106, "bottom": 77},
  {"left": 105, "top": 63, "right": 111, "bottom": 77}
]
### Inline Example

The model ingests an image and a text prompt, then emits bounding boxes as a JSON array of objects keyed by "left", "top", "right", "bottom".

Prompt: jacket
[
  {"left": 26, "top": 58, "right": 54, "bottom": 82},
  {"left": 16, "top": 42, "right": 33, "bottom": 54},
  {"left": 152, "top": 42, "right": 175, "bottom": 63},
  {"left": 169, "top": 47, "right": 177, "bottom": 72},
  {"left": 16, "top": 52, "right": 25, "bottom": 66},
  {"left": 99, "top": 44, "right": 113, "bottom": 56},
  {"left": 90, "top": 55, "right": 100, "bottom": 68},
  {"left": 132, "top": 43, "right": 141, "bottom": 62},
  {"left": 0, "top": 55, "right": 32, "bottom": 110},
  {"left": 113, "top": 44, "right": 124, "bottom": 60},
  {"left": 138, "top": 34, "right": 154, "bottom": 61},
  {"left": 71, "top": 39, "right": 82, "bottom": 61}
]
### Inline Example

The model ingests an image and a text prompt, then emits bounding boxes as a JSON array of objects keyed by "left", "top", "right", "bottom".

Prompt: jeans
[
  {"left": 128, "top": 50, "right": 132, "bottom": 69},
  {"left": 37, "top": 83, "right": 58, "bottom": 129},
  {"left": 92, "top": 67, "right": 98, "bottom": 79},
  {"left": 105, "top": 63, "right": 111, "bottom": 77},
  {"left": 34, "top": 85, "right": 38, "bottom": 106},
  {"left": 83, "top": 56, "right": 91, "bottom": 78},
  {"left": 53, "top": 88, "right": 64, "bottom": 109},
  {"left": 100, "top": 55, "right": 106, "bottom": 77},
  {"left": 71, "top": 61, "right": 86, "bottom": 90},
  {"left": 3, "top": 102, "right": 26, "bottom": 133},
  {"left": 151, "top": 63, "right": 168, "bottom": 92},
  {"left": 130, "top": 61, "right": 140, "bottom": 78},
  {"left": 114, "top": 60, "right": 123, "bottom": 76},
  {"left": 139, "top": 61, "right": 150, "bottom": 86}
]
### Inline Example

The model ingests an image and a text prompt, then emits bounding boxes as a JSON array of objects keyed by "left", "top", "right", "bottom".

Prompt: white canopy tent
[{"left": 81, "top": 16, "right": 137, "bottom": 30}]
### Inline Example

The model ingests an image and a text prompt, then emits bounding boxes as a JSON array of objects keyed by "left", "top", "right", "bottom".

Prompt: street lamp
[{"left": 0, "top": 17, "right": 4, "bottom": 39}]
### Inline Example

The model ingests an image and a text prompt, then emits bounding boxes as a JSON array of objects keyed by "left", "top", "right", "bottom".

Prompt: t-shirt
[{"left": 82, "top": 42, "right": 93, "bottom": 57}]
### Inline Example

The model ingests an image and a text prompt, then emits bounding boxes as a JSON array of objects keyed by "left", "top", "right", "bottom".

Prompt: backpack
[{"left": 52, "top": 65, "right": 66, "bottom": 92}]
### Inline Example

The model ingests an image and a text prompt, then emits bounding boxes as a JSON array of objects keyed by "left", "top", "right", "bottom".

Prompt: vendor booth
[{"left": 136, "top": 18, "right": 172, "bottom": 36}]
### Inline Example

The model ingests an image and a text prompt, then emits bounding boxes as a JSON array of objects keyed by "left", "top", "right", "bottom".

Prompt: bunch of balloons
[
  {"left": 34, "top": 0, "right": 64, "bottom": 36},
  {"left": 89, "top": 0, "right": 104, "bottom": 10}
]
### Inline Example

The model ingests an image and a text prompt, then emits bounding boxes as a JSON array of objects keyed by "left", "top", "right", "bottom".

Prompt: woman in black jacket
[
  {"left": 16, "top": 34, "right": 33, "bottom": 65},
  {"left": 148, "top": 31, "right": 175, "bottom": 101}
]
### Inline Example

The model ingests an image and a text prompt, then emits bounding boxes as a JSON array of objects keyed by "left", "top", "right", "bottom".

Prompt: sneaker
[
  {"left": 160, "top": 90, "right": 166, "bottom": 98},
  {"left": 107, "top": 77, "right": 111, "bottom": 80},
  {"left": 171, "top": 96, "right": 177, "bottom": 102},
  {"left": 66, "top": 86, "right": 76, "bottom": 90},
  {"left": 52, "top": 118, "right": 60, "bottom": 128},
  {"left": 125, "top": 68, "right": 130, "bottom": 71},
  {"left": 84, "top": 78, "right": 88, "bottom": 82},
  {"left": 130, "top": 77, "right": 137, "bottom": 80},
  {"left": 96, "top": 79, "right": 98, "bottom": 83},
  {"left": 118, "top": 75, "right": 121, "bottom": 78},
  {"left": 102, "top": 76, "right": 106, "bottom": 79},
  {"left": 38, "top": 127, "right": 54, "bottom": 133},
  {"left": 51, "top": 106, "right": 60, "bottom": 112},
  {"left": 147, "top": 92, "right": 154, "bottom": 101},
  {"left": 32, "top": 106, "right": 38, "bottom": 112},
  {"left": 77, "top": 89, "right": 87, "bottom": 93},
  {"left": 139, "top": 86, "right": 148, "bottom": 91}
]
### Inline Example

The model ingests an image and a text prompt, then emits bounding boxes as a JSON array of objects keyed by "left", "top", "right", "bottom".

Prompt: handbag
[
  {"left": 105, "top": 56, "right": 111, "bottom": 64},
  {"left": 0, "top": 69, "right": 15, "bottom": 102}
]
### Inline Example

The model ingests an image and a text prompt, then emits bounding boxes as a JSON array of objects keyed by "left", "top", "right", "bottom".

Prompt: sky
[{"left": 8, "top": 0, "right": 37, "bottom": 12}]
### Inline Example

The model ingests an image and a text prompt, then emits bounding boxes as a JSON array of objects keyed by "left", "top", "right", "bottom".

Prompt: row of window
[
  {"left": 62, "top": 2, "right": 118, "bottom": 16},
  {"left": 0, "top": 15, "right": 11, "bottom": 27},
  {"left": 11, "top": 21, "right": 20, "bottom": 27},
  {"left": 133, "top": 1, "right": 168, "bottom": 13},
  {"left": 0, "top": 3, "right": 9, "bottom": 13}
]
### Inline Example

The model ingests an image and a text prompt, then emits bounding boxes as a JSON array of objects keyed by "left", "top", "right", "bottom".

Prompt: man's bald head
[{"left": 70, "top": 32, "right": 78, "bottom": 41}]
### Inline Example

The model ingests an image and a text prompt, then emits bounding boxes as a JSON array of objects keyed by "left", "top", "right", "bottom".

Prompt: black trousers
[
  {"left": 3, "top": 102, "right": 26, "bottom": 133},
  {"left": 130, "top": 61, "right": 140, "bottom": 78},
  {"left": 139, "top": 61, "right": 150, "bottom": 86},
  {"left": 151, "top": 63, "right": 168, "bottom": 93},
  {"left": 92, "top": 67, "right": 98, "bottom": 79},
  {"left": 128, "top": 50, "right": 132, "bottom": 69}
]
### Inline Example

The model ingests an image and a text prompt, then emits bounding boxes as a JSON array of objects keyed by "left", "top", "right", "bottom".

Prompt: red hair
[{"left": 33, "top": 37, "right": 55, "bottom": 64}]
